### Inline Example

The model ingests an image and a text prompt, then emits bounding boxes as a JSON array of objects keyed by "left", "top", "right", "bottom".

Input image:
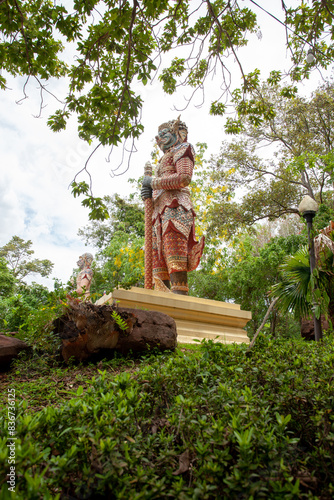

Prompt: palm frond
[{"left": 271, "top": 246, "right": 312, "bottom": 319}]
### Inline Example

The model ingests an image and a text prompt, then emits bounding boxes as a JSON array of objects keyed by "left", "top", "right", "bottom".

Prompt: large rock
[
  {"left": 53, "top": 298, "right": 177, "bottom": 362},
  {"left": 0, "top": 334, "right": 31, "bottom": 371}
]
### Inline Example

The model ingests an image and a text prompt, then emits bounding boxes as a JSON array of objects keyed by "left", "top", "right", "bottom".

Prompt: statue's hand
[
  {"left": 141, "top": 176, "right": 152, "bottom": 200},
  {"left": 141, "top": 185, "right": 152, "bottom": 200},
  {"left": 142, "top": 176, "right": 152, "bottom": 188}
]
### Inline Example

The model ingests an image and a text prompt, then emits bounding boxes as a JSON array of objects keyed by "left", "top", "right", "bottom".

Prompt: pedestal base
[{"left": 96, "top": 287, "right": 251, "bottom": 344}]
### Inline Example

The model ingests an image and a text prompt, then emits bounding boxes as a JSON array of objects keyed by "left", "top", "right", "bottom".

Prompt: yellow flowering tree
[
  {"left": 79, "top": 194, "right": 145, "bottom": 295},
  {"left": 189, "top": 142, "right": 232, "bottom": 275},
  {"left": 90, "top": 232, "right": 145, "bottom": 294}
]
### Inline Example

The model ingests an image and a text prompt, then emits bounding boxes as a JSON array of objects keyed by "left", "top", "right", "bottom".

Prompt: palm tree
[{"left": 271, "top": 236, "right": 334, "bottom": 328}]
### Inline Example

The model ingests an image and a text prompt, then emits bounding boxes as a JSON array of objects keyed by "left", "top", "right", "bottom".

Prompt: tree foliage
[
  {"left": 0, "top": 237, "right": 57, "bottom": 331},
  {"left": 0, "top": 281, "right": 52, "bottom": 332},
  {"left": 190, "top": 223, "right": 306, "bottom": 336},
  {"left": 2, "top": 1, "right": 334, "bottom": 218},
  {"left": 207, "top": 81, "right": 334, "bottom": 237},
  {"left": 2, "top": 0, "right": 333, "bottom": 141},
  {"left": 78, "top": 194, "right": 145, "bottom": 294},
  {"left": 78, "top": 194, "right": 144, "bottom": 248},
  {"left": 271, "top": 246, "right": 313, "bottom": 321},
  {"left": 91, "top": 232, "right": 145, "bottom": 294},
  {"left": 0, "top": 257, "right": 16, "bottom": 297},
  {"left": 0, "top": 0, "right": 257, "bottom": 144},
  {"left": 271, "top": 227, "right": 334, "bottom": 324},
  {"left": 0, "top": 236, "right": 53, "bottom": 282}
]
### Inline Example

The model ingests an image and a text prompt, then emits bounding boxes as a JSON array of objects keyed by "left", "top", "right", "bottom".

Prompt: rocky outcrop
[
  {"left": 0, "top": 334, "right": 31, "bottom": 371},
  {"left": 53, "top": 297, "right": 177, "bottom": 363}
]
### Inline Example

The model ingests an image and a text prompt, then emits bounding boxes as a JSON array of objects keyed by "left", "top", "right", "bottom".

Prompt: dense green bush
[
  {"left": 0, "top": 282, "right": 65, "bottom": 334},
  {"left": 1, "top": 336, "right": 334, "bottom": 499}
]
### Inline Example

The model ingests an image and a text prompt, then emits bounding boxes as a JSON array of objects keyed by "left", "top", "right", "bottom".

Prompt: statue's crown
[
  {"left": 82, "top": 252, "right": 94, "bottom": 265},
  {"left": 158, "top": 116, "right": 188, "bottom": 140},
  {"left": 158, "top": 122, "right": 171, "bottom": 132}
]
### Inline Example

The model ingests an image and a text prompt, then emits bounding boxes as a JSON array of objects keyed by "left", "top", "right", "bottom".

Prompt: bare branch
[
  {"left": 16, "top": 76, "right": 30, "bottom": 105},
  {"left": 246, "top": 298, "right": 279, "bottom": 352},
  {"left": 206, "top": 0, "right": 247, "bottom": 86},
  {"left": 109, "top": 137, "right": 137, "bottom": 177},
  {"left": 72, "top": 142, "right": 102, "bottom": 192}
]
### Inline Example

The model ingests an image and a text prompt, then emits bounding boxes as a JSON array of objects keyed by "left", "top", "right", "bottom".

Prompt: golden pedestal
[{"left": 96, "top": 287, "right": 251, "bottom": 344}]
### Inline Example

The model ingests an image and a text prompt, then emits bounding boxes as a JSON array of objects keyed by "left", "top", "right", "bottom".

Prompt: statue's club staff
[{"left": 143, "top": 161, "right": 153, "bottom": 290}]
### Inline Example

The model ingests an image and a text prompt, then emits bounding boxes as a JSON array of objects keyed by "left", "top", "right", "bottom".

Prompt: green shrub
[{"left": 1, "top": 336, "right": 334, "bottom": 498}]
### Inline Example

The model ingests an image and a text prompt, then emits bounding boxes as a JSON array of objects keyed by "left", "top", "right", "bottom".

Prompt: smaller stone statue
[{"left": 76, "top": 252, "right": 94, "bottom": 300}]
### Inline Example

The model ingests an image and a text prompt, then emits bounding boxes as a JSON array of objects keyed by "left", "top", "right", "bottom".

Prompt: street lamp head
[
  {"left": 306, "top": 49, "right": 315, "bottom": 64},
  {"left": 298, "top": 195, "right": 319, "bottom": 222},
  {"left": 298, "top": 195, "right": 318, "bottom": 215}
]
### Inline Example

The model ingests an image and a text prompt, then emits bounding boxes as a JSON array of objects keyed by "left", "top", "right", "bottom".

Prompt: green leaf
[{"left": 76, "top": 386, "right": 84, "bottom": 396}]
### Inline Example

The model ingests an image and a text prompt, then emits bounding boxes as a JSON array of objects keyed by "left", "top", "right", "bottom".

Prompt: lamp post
[
  {"left": 298, "top": 195, "right": 323, "bottom": 341},
  {"left": 306, "top": 49, "right": 315, "bottom": 64}
]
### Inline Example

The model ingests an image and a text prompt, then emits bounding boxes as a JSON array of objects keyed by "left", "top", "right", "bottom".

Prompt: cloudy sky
[{"left": 0, "top": 1, "right": 330, "bottom": 290}]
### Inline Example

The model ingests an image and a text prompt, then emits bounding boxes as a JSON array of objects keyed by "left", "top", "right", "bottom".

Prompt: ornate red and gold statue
[{"left": 141, "top": 117, "right": 204, "bottom": 295}]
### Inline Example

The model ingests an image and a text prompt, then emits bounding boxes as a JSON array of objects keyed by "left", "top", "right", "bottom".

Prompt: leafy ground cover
[{"left": 1, "top": 336, "right": 334, "bottom": 499}]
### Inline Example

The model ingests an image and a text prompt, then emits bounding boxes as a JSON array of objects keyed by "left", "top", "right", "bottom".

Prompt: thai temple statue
[
  {"left": 141, "top": 117, "right": 204, "bottom": 295},
  {"left": 76, "top": 252, "right": 94, "bottom": 300}
]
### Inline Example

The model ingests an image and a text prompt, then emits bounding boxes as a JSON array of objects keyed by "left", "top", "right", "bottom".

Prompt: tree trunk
[{"left": 270, "top": 308, "right": 277, "bottom": 337}]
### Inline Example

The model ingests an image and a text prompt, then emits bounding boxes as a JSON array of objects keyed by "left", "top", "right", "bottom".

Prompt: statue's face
[
  {"left": 156, "top": 127, "right": 178, "bottom": 152},
  {"left": 77, "top": 256, "right": 84, "bottom": 269}
]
